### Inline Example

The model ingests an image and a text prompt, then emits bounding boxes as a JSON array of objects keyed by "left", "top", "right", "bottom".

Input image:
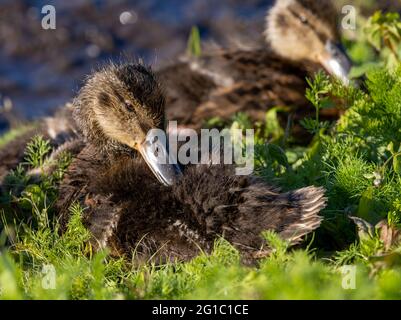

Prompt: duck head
[
  {"left": 265, "top": 0, "right": 352, "bottom": 84},
  {"left": 73, "top": 63, "right": 181, "bottom": 186}
]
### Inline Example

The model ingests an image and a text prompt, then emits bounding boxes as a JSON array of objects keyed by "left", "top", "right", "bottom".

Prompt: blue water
[{"left": 0, "top": 0, "right": 273, "bottom": 121}]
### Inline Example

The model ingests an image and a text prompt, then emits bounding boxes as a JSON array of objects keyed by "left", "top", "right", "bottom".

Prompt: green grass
[
  {"left": 0, "top": 124, "right": 36, "bottom": 149},
  {"left": 2, "top": 9, "right": 401, "bottom": 300},
  {"left": 2, "top": 223, "right": 401, "bottom": 299}
]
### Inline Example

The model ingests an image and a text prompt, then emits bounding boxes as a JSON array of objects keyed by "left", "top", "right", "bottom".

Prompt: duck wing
[
  {"left": 57, "top": 147, "right": 206, "bottom": 262},
  {"left": 173, "top": 164, "right": 326, "bottom": 259},
  {"left": 158, "top": 48, "right": 314, "bottom": 130},
  {"left": 157, "top": 62, "right": 217, "bottom": 125},
  {"left": 57, "top": 150, "right": 325, "bottom": 263}
]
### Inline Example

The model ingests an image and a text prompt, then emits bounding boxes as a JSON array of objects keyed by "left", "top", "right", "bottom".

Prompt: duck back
[{"left": 158, "top": 47, "right": 321, "bottom": 143}]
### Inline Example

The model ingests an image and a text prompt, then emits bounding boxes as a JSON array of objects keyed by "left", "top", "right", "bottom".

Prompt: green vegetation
[
  {"left": 0, "top": 124, "right": 36, "bottom": 149},
  {"left": 187, "top": 26, "right": 202, "bottom": 58},
  {"left": 2, "top": 10, "right": 401, "bottom": 300}
]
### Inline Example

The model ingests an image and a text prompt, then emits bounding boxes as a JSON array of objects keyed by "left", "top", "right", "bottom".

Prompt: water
[{"left": 0, "top": 0, "right": 273, "bottom": 123}]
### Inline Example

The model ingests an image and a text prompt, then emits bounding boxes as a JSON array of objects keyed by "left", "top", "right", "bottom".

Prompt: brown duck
[
  {"left": 158, "top": 0, "right": 352, "bottom": 136},
  {"left": 55, "top": 63, "right": 327, "bottom": 264},
  {"left": 0, "top": 0, "right": 350, "bottom": 181}
]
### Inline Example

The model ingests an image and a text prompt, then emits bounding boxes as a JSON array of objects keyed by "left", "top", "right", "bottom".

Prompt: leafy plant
[
  {"left": 24, "top": 135, "right": 52, "bottom": 169},
  {"left": 365, "top": 11, "right": 401, "bottom": 68},
  {"left": 300, "top": 71, "right": 332, "bottom": 136}
]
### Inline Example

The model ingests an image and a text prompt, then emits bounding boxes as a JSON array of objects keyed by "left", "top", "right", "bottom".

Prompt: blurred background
[
  {"left": 0, "top": 0, "right": 273, "bottom": 123},
  {"left": 0, "top": 0, "right": 401, "bottom": 131}
]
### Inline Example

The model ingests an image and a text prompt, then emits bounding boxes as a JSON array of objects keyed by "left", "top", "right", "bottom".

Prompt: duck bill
[
  {"left": 320, "top": 41, "right": 352, "bottom": 85},
  {"left": 137, "top": 130, "right": 182, "bottom": 186}
]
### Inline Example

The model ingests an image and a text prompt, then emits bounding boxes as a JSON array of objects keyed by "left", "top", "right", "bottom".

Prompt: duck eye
[{"left": 124, "top": 101, "right": 135, "bottom": 112}]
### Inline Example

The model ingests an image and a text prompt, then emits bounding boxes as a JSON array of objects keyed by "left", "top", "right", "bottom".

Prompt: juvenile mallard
[
  {"left": 158, "top": 0, "right": 352, "bottom": 138},
  {"left": 56, "top": 63, "right": 326, "bottom": 263}
]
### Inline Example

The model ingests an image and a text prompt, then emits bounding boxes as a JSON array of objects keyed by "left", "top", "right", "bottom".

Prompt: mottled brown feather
[
  {"left": 158, "top": 0, "right": 345, "bottom": 142},
  {"left": 57, "top": 148, "right": 326, "bottom": 263}
]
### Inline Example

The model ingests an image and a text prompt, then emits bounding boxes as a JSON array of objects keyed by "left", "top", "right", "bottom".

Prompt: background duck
[
  {"left": 0, "top": 105, "right": 78, "bottom": 185},
  {"left": 56, "top": 63, "right": 327, "bottom": 264},
  {"left": 158, "top": 0, "right": 352, "bottom": 140}
]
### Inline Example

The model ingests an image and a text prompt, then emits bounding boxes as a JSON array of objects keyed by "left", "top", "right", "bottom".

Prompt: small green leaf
[
  {"left": 393, "top": 153, "right": 401, "bottom": 175},
  {"left": 265, "top": 108, "right": 284, "bottom": 142},
  {"left": 349, "top": 216, "right": 374, "bottom": 241},
  {"left": 387, "top": 141, "right": 395, "bottom": 154},
  {"left": 187, "top": 26, "right": 202, "bottom": 57},
  {"left": 357, "top": 187, "right": 381, "bottom": 223}
]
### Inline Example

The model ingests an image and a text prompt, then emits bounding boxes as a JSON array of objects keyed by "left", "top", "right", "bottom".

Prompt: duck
[
  {"left": 55, "top": 62, "right": 327, "bottom": 264},
  {"left": 0, "top": 0, "right": 350, "bottom": 180},
  {"left": 158, "top": 0, "right": 352, "bottom": 140}
]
